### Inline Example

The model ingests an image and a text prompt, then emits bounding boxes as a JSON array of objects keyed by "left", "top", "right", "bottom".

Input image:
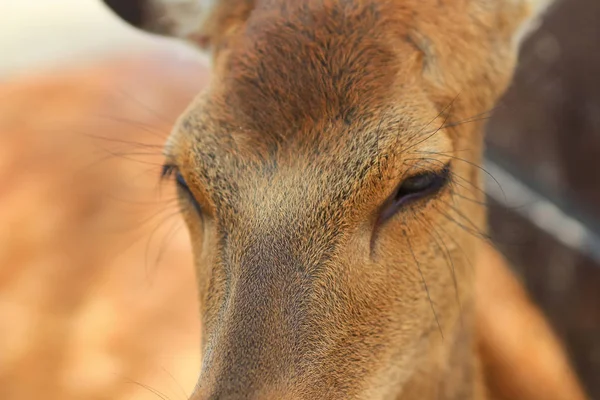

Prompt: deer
[{"left": 101, "top": 0, "right": 589, "bottom": 399}]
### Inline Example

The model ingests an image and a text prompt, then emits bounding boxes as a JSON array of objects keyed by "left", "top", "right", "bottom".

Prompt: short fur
[{"left": 103, "top": 0, "right": 588, "bottom": 399}]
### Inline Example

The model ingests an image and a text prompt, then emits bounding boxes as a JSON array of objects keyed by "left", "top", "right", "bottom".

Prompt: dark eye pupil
[
  {"left": 396, "top": 173, "right": 436, "bottom": 199},
  {"left": 378, "top": 165, "right": 450, "bottom": 223},
  {"left": 394, "top": 165, "right": 450, "bottom": 205}
]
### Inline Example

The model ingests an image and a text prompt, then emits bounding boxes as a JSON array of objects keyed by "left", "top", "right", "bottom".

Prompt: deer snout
[
  {"left": 191, "top": 382, "right": 294, "bottom": 400},
  {"left": 188, "top": 249, "right": 315, "bottom": 399},
  {"left": 190, "top": 386, "right": 298, "bottom": 400}
]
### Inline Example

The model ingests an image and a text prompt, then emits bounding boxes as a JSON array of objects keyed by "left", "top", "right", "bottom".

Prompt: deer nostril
[{"left": 102, "top": 0, "right": 146, "bottom": 27}]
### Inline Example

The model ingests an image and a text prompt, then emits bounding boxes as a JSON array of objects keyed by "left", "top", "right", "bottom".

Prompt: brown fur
[
  {"left": 52, "top": 0, "right": 590, "bottom": 398},
  {"left": 0, "top": 48, "right": 586, "bottom": 400},
  {"left": 0, "top": 56, "right": 203, "bottom": 400},
  {"left": 476, "top": 243, "right": 588, "bottom": 400}
]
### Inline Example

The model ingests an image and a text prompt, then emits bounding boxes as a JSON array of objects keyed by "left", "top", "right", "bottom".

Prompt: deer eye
[
  {"left": 161, "top": 164, "right": 202, "bottom": 214},
  {"left": 380, "top": 164, "right": 450, "bottom": 221},
  {"left": 175, "top": 172, "right": 203, "bottom": 214}
]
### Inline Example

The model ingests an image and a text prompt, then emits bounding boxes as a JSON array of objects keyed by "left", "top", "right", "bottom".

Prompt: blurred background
[
  {"left": 485, "top": 0, "right": 600, "bottom": 396},
  {"left": 0, "top": 0, "right": 598, "bottom": 399},
  {"left": 0, "top": 1, "right": 204, "bottom": 399}
]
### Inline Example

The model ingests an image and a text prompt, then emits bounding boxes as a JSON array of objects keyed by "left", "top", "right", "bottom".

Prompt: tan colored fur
[
  {"left": 0, "top": 49, "right": 586, "bottom": 400},
  {"left": 96, "top": 0, "right": 587, "bottom": 399},
  {"left": 0, "top": 56, "right": 203, "bottom": 400},
  {"left": 476, "top": 243, "right": 588, "bottom": 400}
]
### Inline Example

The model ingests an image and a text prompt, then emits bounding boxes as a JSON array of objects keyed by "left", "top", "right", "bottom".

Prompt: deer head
[{"left": 102, "top": 1, "right": 563, "bottom": 399}]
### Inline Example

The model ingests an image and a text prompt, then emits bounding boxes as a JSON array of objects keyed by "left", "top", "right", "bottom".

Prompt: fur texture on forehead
[{"left": 206, "top": 0, "right": 428, "bottom": 145}]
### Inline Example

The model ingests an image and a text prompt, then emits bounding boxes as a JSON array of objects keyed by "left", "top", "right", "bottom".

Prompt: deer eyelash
[{"left": 161, "top": 164, "right": 178, "bottom": 181}]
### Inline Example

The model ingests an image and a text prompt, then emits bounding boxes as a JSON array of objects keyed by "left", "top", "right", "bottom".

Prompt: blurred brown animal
[
  {"left": 0, "top": 54, "right": 206, "bottom": 400},
  {"left": 100, "top": 0, "right": 589, "bottom": 399},
  {"left": 0, "top": 0, "right": 588, "bottom": 399}
]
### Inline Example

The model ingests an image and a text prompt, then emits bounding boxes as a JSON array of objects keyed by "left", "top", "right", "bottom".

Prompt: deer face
[{"left": 103, "top": 0, "right": 555, "bottom": 398}]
